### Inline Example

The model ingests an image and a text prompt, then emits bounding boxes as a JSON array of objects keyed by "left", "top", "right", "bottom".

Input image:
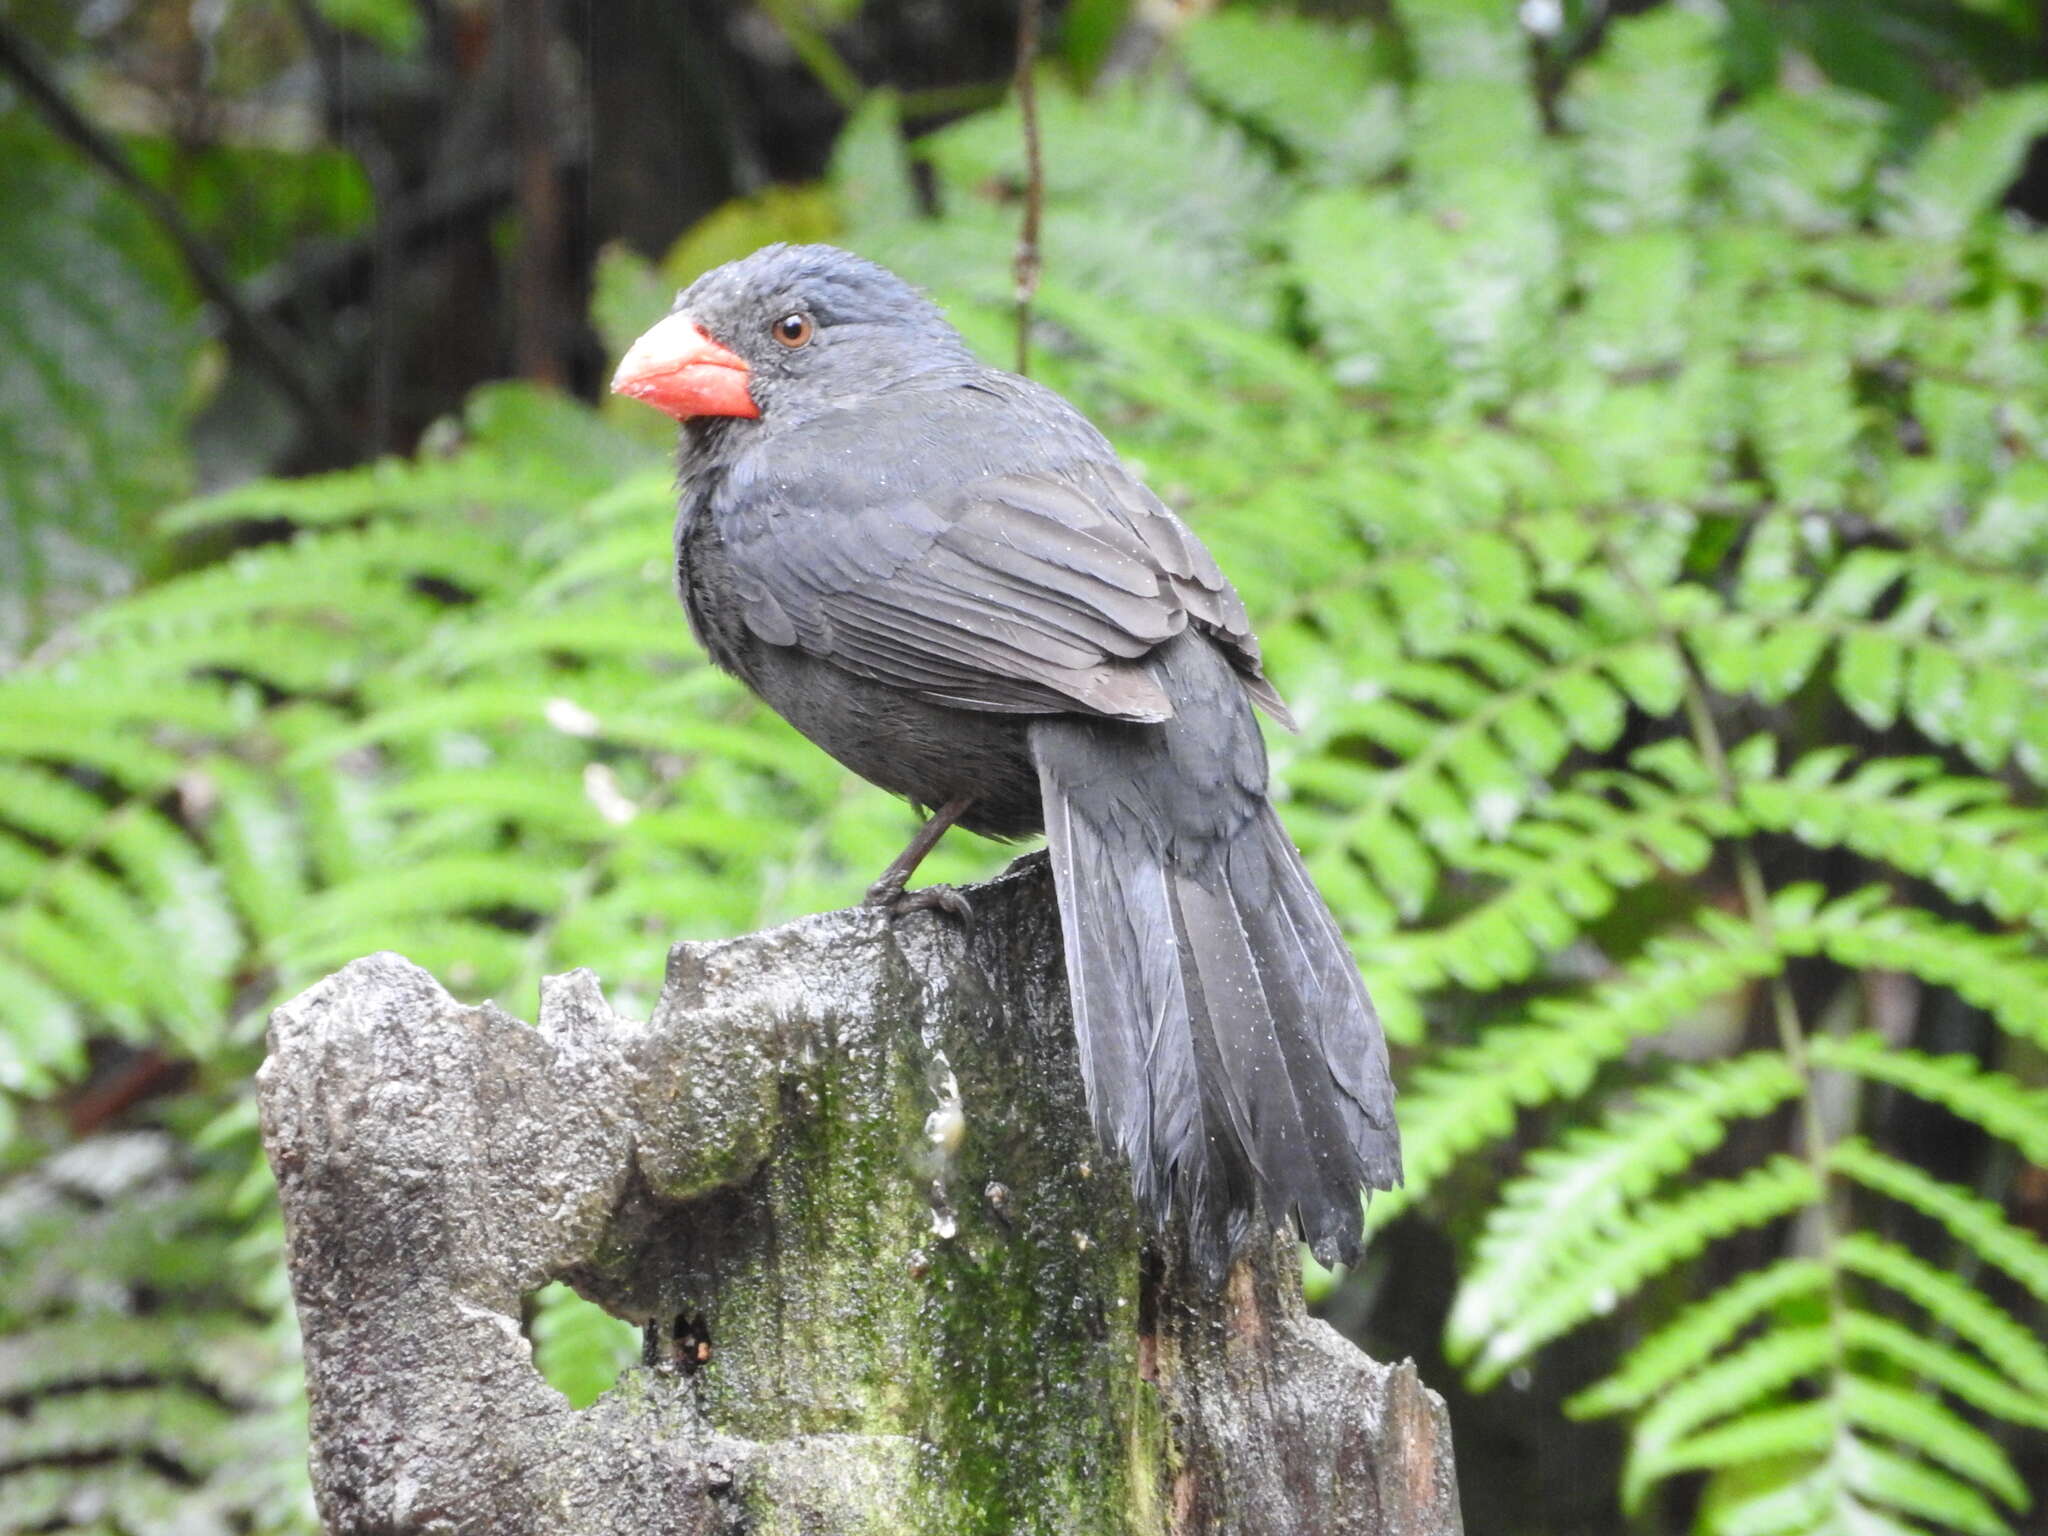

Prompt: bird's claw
[{"left": 865, "top": 880, "right": 974, "bottom": 929}]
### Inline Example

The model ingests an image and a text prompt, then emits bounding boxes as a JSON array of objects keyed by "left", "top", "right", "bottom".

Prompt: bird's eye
[{"left": 771, "top": 312, "right": 814, "bottom": 348}]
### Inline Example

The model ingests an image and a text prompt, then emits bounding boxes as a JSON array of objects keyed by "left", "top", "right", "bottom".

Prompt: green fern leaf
[
  {"left": 1642, "top": 1400, "right": 1835, "bottom": 1488},
  {"left": 1709, "top": 86, "right": 1887, "bottom": 232},
  {"left": 205, "top": 760, "right": 314, "bottom": 947},
  {"left": 1451, "top": 1055, "right": 1805, "bottom": 1355},
  {"left": 1792, "top": 894, "right": 2048, "bottom": 1049},
  {"left": 1457, "top": 1156, "right": 1820, "bottom": 1387},
  {"left": 1838, "top": 1374, "right": 2030, "bottom": 1512},
  {"left": 1837, "top": 1233, "right": 2048, "bottom": 1400},
  {"left": 1569, "top": 1257, "right": 1831, "bottom": 1418},
  {"left": 1809, "top": 1035, "right": 2048, "bottom": 1164},
  {"left": 0, "top": 952, "right": 86, "bottom": 1095},
  {"left": 0, "top": 120, "right": 197, "bottom": 661},
  {"left": 1306, "top": 614, "right": 1684, "bottom": 921},
  {"left": 1739, "top": 752, "right": 2048, "bottom": 931},
  {"left": 1390, "top": 746, "right": 1738, "bottom": 993},
  {"left": 1622, "top": 1325, "right": 1835, "bottom": 1509},
  {"left": 1838, "top": 1433, "right": 2014, "bottom": 1536},
  {"left": 1561, "top": 5, "right": 1718, "bottom": 232},
  {"left": 1699, "top": 1472, "right": 1839, "bottom": 1536},
  {"left": 1832, "top": 1141, "right": 2048, "bottom": 1305},
  {"left": 1840, "top": 1310, "right": 2048, "bottom": 1433},
  {"left": 1177, "top": 10, "right": 1400, "bottom": 183},
  {"left": 1885, "top": 85, "right": 2048, "bottom": 243},
  {"left": 1375, "top": 911, "right": 1786, "bottom": 1221}
]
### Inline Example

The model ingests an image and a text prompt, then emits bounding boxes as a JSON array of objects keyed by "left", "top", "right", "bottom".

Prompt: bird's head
[{"left": 610, "top": 244, "right": 973, "bottom": 426}]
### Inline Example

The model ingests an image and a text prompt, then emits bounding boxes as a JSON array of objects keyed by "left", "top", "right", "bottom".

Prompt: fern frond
[
  {"left": 0, "top": 760, "right": 128, "bottom": 845},
  {"left": 1622, "top": 1325, "right": 1835, "bottom": 1508},
  {"left": 1884, "top": 84, "right": 2048, "bottom": 243},
  {"left": 161, "top": 383, "right": 655, "bottom": 536},
  {"left": 1458, "top": 1155, "right": 1820, "bottom": 1387},
  {"left": 1832, "top": 1141, "right": 2048, "bottom": 1305},
  {"left": 1375, "top": 909, "right": 1786, "bottom": 1218},
  {"left": 1570, "top": 1257, "right": 1831, "bottom": 1418},
  {"left": 1838, "top": 1375, "right": 2030, "bottom": 1512},
  {"left": 33, "top": 861, "right": 207, "bottom": 1034},
  {"left": 44, "top": 614, "right": 371, "bottom": 695},
  {"left": 161, "top": 455, "right": 583, "bottom": 535},
  {"left": 1837, "top": 1433, "right": 2015, "bottom": 1536},
  {"left": 1738, "top": 751, "right": 2048, "bottom": 932},
  {"left": 6, "top": 1383, "right": 244, "bottom": 1473},
  {"left": 399, "top": 598, "right": 693, "bottom": 675},
  {"left": 205, "top": 759, "right": 314, "bottom": 947},
  {"left": 1700, "top": 1471, "right": 1841, "bottom": 1536},
  {"left": 0, "top": 761, "right": 249, "bottom": 1061},
  {"left": 1786, "top": 891, "right": 2048, "bottom": 1049},
  {"left": 1687, "top": 563, "right": 2048, "bottom": 777},
  {"left": 1301, "top": 611, "right": 1682, "bottom": 924},
  {"left": 1836, "top": 1233, "right": 2048, "bottom": 1399},
  {"left": 0, "top": 953, "right": 86, "bottom": 1093},
  {"left": 1178, "top": 8, "right": 1399, "bottom": 184},
  {"left": 1388, "top": 738, "right": 1736, "bottom": 993},
  {"left": 1840, "top": 1310, "right": 2048, "bottom": 1433},
  {"left": 4, "top": 674, "right": 253, "bottom": 736},
  {"left": 373, "top": 765, "right": 619, "bottom": 842},
  {"left": 1809, "top": 1035, "right": 2048, "bottom": 1164},
  {"left": 1451, "top": 1055, "right": 1805, "bottom": 1355},
  {"left": 0, "top": 713, "right": 188, "bottom": 788},
  {"left": 0, "top": 1133, "right": 311, "bottom": 1530},
  {"left": 1561, "top": 4, "right": 1718, "bottom": 232},
  {"left": 79, "top": 520, "right": 512, "bottom": 644},
  {"left": 288, "top": 856, "right": 569, "bottom": 942},
  {"left": 1643, "top": 1400, "right": 1835, "bottom": 1489}
]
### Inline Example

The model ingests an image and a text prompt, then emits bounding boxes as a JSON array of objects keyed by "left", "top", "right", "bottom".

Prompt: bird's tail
[{"left": 1030, "top": 645, "right": 1399, "bottom": 1274}]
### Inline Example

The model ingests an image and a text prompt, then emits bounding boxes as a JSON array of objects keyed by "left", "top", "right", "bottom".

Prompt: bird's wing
[{"left": 719, "top": 452, "right": 1293, "bottom": 725}]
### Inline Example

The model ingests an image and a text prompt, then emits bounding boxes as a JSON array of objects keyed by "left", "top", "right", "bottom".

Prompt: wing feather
[{"left": 715, "top": 399, "right": 1287, "bottom": 723}]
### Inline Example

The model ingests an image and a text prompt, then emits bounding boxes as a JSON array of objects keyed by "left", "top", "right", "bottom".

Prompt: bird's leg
[{"left": 865, "top": 796, "right": 976, "bottom": 925}]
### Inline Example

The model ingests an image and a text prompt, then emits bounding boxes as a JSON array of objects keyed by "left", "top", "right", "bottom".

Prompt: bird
[{"left": 611, "top": 243, "right": 1398, "bottom": 1275}]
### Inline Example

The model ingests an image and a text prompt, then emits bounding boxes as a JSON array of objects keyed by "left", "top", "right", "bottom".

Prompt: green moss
[{"left": 914, "top": 1215, "right": 1145, "bottom": 1534}]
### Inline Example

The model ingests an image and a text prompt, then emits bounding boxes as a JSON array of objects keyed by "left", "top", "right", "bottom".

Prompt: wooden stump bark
[{"left": 258, "top": 861, "right": 1462, "bottom": 1534}]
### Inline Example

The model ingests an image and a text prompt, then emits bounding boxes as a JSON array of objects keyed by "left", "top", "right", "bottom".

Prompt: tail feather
[
  {"left": 1169, "top": 866, "right": 1340, "bottom": 1222},
  {"left": 1248, "top": 811, "right": 1401, "bottom": 1186},
  {"left": 1033, "top": 646, "right": 1399, "bottom": 1273},
  {"left": 1041, "top": 790, "right": 1206, "bottom": 1226}
]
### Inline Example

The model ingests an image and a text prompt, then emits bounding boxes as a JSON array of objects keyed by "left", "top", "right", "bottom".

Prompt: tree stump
[{"left": 258, "top": 860, "right": 1462, "bottom": 1534}]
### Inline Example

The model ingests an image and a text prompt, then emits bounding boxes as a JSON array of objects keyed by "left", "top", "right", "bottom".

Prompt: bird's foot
[{"left": 864, "top": 878, "right": 974, "bottom": 929}]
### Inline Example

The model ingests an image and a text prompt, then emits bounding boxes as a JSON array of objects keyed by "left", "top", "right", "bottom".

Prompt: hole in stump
[
  {"left": 524, "top": 1281, "right": 639, "bottom": 1408},
  {"left": 672, "top": 1310, "right": 714, "bottom": 1374}
]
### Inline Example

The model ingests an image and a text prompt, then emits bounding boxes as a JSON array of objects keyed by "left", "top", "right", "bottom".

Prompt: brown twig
[
  {"left": 505, "top": 0, "right": 565, "bottom": 387},
  {"left": 285, "top": 0, "right": 400, "bottom": 454},
  {"left": 0, "top": 19, "right": 352, "bottom": 458},
  {"left": 1012, "top": 0, "right": 1045, "bottom": 377}
]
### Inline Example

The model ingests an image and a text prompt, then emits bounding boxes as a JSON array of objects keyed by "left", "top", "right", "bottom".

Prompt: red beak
[{"left": 610, "top": 312, "right": 760, "bottom": 421}]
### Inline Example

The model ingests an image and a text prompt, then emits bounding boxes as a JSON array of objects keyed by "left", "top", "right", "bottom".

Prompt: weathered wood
[{"left": 259, "top": 861, "right": 1462, "bottom": 1534}]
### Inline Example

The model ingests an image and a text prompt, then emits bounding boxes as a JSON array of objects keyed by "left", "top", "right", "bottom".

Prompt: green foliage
[
  {"left": 529, "top": 1282, "right": 642, "bottom": 1410},
  {"left": 0, "top": 1131, "right": 311, "bottom": 1532},
  {"left": 6, "top": 4, "right": 2048, "bottom": 1534},
  {"left": 309, "top": 0, "right": 422, "bottom": 53},
  {"left": 0, "top": 118, "right": 199, "bottom": 663}
]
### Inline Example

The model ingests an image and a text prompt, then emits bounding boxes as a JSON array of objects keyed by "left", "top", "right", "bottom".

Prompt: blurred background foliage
[{"left": 4, "top": 1, "right": 2048, "bottom": 1532}]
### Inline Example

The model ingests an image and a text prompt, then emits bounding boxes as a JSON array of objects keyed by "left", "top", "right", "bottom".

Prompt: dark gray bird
[{"left": 613, "top": 244, "right": 1398, "bottom": 1273}]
